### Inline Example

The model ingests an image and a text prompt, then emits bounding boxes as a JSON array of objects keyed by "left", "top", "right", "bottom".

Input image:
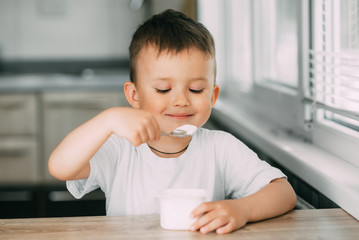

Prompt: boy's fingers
[
  {"left": 199, "top": 217, "right": 228, "bottom": 234},
  {"left": 190, "top": 211, "right": 215, "bottom": 232},
  {"left": 148, "top": 116, "right": 160, "bottom": 140},
  {"left": 137, "top": 115, "right": 159, "bottom": 143},
  {"left": 150, "top": 118, "right": 161, "bottom": 140},
  {"left": 137, "top": 127, "right": 149, "bottom": 143},
  {"left": 190, "top": 204, "right": 218, "bottom": 231},
  {"left": 216, "top": 222, "right": 235, "bottom": 235},
  {"left": 145, "top": 126, "right": 155, "bottom": 141},
  {"left": 191, "top": 202, "right": 214, "bottom": 218}
]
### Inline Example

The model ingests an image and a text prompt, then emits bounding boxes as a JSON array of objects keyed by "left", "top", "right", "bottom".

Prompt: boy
[{"left": 49, "top": 9, "right": 296, "bottom": 234}]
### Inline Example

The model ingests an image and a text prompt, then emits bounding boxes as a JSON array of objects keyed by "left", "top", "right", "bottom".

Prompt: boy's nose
[{"left": 172, "top": 91, "right": 190, "bottom": 107}]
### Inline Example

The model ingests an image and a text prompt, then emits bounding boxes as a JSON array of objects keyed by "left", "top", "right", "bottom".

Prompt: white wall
[{"left": 0, "top": 0, "right": 146, "bottom": 60}]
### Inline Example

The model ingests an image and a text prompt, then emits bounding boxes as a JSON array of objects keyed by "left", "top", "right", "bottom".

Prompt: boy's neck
[{"left": 147, "top": 136, "right": 192, "bottom": 158}]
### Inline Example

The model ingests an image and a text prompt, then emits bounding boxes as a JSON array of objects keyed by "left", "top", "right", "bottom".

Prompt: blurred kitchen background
[
  {"left": 0, "top": 0, "right": 195, "bottom": 74},
  {"left": 0, "top": 0, "right": 196, "bottom": 218}
]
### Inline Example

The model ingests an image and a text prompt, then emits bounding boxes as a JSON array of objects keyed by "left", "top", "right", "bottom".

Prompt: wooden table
[{"left": 1, "top": 209, "right": 358, "bottom": 239}]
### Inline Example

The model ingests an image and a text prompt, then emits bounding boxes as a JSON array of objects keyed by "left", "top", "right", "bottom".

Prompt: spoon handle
[
  {"left": 160, "top": 133, "right": 171, "bottom": 136},
  {"left": 160, "top": 132, "right": 189, "bottom": 137}
]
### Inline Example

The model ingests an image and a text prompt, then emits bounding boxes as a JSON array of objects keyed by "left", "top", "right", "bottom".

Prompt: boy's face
[{"left": 125, "top": 45, "right": 219, "bottom": 133}]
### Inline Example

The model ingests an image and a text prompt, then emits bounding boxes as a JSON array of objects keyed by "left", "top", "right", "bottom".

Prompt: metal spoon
[{"left": 160, "top": 124, "right": 198, "bottom": 137}]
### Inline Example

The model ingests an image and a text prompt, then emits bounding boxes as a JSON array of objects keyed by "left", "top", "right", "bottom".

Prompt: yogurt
[
  {"left": 158, "top": 189, "right": 206, "bottom": 230},
  {"left": 174, "top": 124, "right": 197, "bottom": 136}
]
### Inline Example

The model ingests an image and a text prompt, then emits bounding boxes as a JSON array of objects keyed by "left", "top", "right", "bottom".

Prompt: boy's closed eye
[
  {"left": 189, "top": 88, "right": 204, "bottom": 93},
  {"left": 155, "top": 88, "right": 204, "bottom": 94},
  {"left": 156, "top": 88, "right": 171, "bottom": 93}
]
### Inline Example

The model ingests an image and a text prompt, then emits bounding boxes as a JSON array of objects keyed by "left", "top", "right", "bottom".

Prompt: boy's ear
[
  {"left": 124, "top": 81, "right": 140, "bottom": 108},
  {"left": 211, "top": 84, "right": 220, "bottom": 106}
]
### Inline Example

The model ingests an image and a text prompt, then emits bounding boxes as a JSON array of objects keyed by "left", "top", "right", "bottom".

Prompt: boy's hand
[
  {"left": 189, "top": 179, "right": 296, "bottom": 235},
  {"left": 189, "top": 199, "right": 249, "bottom": 235},
  {"left": 106, "top": 107, "right": 160, "bottom": 146},
  {"left": 48, "top": 107, "right": 161, "bottom": 181}
]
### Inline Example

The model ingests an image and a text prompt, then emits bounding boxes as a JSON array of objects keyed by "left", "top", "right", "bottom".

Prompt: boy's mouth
[{"left": 165, "top": 113, "right": 194, "bottom": 120}]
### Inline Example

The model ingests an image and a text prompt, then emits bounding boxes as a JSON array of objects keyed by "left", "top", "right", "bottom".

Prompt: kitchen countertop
[
  {"left": 0, "top": 71, "right": 129, "bottom": 93},
  {"left": 1, "top": 209, "right": 358, "bottom": 239}
]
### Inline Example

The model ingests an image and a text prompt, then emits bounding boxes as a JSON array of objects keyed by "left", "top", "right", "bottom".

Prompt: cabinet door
[
  {"left": 0, "top": 94, "right": 38, "bottom": 135},
  {"left": 0, "top": 137, "right": 40, "bottom": 184},
  {"left": 42, "top": 91, "right": 127, "bottom": 183}
]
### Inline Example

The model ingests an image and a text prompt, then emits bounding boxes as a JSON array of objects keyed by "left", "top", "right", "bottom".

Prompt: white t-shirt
[{"left": 67, "top": 128, "right": 285, "bottom": 216}]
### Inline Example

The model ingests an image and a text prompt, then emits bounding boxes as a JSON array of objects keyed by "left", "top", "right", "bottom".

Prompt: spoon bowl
[{"left": 161, "top": 124, "right": 197, "bottom": 137}]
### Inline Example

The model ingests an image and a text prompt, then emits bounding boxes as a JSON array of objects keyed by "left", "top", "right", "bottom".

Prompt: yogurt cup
[{"left": 158, "top": 189, "right": 206, "bottom": 230}]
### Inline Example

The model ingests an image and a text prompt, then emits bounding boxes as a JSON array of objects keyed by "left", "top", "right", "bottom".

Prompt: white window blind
[{"left": 307, "top": 0, "right": 359, "bottom": 126}]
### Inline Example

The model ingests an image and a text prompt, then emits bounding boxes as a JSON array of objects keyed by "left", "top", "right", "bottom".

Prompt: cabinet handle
[
  {"left": 0, "top": 149, "right": 28, "bottom": 158},
  {"left": 48, "top": 190, "right": 105, "bottom": 201},
  {"left": 45, "top": 101, "right": 108, "bottom": 110},
  {"left": 0, "top": 100, "right": 26, "bottom": 110},
  {"left": 0, "top": 191, "right": 32, "bottom": 201}
]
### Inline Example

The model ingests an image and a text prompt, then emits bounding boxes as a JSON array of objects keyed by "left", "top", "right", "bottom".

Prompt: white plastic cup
[{"left": 158, "top": 189, "right": 206, "bottom": 230}]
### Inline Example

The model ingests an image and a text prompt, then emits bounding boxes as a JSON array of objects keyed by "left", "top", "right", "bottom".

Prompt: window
[
  {"left": 198, "top": 0, "right": 359, "bottom": 167},
  {"left": 254, "top": 0, "right": 299, "bottom": 89},
  {"left": 309, "top": 0, "right": 359, "bottom": 129},
  {"left": 226, "top": 0, "right": 253, "bottom": 92},
  {"left": 197, "top": 0, "right": 227, "bottom": 86},
  {"left": 309, "top": 0, "right": 359, "bottom": 167},
  {"left": 227, "top": 0, "right": 305, "bottom": 135}
]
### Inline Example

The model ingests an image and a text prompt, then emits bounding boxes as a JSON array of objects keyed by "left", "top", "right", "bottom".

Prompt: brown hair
[{"left": 129, "top": 9, "right": 216, "bottom": 83}]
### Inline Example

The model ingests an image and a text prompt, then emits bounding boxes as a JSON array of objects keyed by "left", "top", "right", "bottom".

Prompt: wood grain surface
[{"left": 1, "top": 209, "right": 358, "bottom": 239}]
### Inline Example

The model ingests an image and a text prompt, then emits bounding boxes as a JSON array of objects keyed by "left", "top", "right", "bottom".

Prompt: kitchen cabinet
[
  {"left": 0, "top": 73, "right": 128, "bottom": 218},
  {"left": 42, "top": 91, "right": 128, "bottom": 183},
  {"left": 0, "top": 186, "right": 106, "bottom": 218},
  {"left": 0, "top": 137, "right": 40, "bottom": 184},
  {"left": 0, "top": 89, "right": 129, "bottom": 185},
  {"left": 0, "top": 94, "right": 38, "bottom": 135},
  {"left": 0, "top": 93, "right": 41, "bottom": 184}
]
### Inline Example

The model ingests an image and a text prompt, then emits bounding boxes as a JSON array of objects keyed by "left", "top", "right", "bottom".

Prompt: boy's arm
[
  {"left": 48, "top": 107, "right": 160, "bottom": 181},
  {"left": 190, "top": 178, "right": 297, "bottom": 235}
]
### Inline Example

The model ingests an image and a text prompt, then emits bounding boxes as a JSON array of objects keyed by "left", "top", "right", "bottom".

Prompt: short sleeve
[
  {"left": 66, "top": 134, "right": 121, "bottom": 199},
  {"left": 218, "top": 132, "right": 286, "bottom": 199}
]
